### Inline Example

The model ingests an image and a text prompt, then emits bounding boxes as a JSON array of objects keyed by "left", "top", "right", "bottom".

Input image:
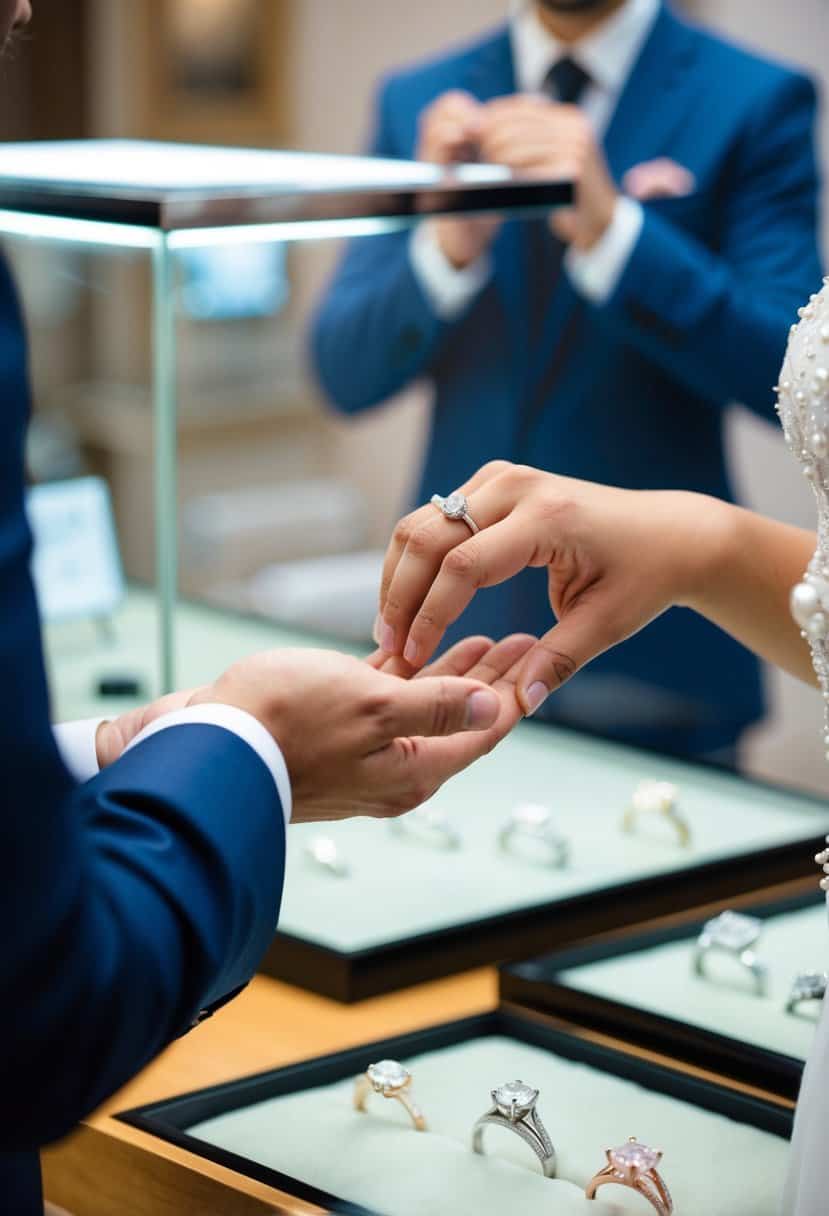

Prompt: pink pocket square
[{"left": 622, "top": 158, "right": 696, "bottom": 201}]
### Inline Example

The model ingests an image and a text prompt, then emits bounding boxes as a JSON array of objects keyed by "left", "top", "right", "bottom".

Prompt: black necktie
[
  {"left": 522, "top": 56, "right": 591, "bottom": 446},
  {"left": 544, "top": 56, "right": 591, "bottom": 106}
]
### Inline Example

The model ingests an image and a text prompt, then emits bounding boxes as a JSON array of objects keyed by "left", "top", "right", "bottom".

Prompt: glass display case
[
  {"left": 0, "top": 137, "right": 570, "bottom": 702},
  {"left": 3, "top": 141, "right": 827, "bottom": 1006}
]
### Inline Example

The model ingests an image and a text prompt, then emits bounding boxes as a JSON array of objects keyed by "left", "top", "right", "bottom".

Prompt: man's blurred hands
[
  {"left": 417, "top": 89, "right": 618, "bottom": 260},
  {"left": 479, "top": 96, "right": 618, "bottom": 250},
  {"left": 416, "top": 90, "right": 502, "bottom": 269},
  {"left": 96, "top": 635, "right": 536, "bottom": 824}
]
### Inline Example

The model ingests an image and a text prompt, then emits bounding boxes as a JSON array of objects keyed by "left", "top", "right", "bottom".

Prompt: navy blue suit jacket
[
  {"left": 0, "top": 257, "right": 286, "bottom": 1211},
  {"left": 312, "top": 3, "right": 823, "bottom": 753}
]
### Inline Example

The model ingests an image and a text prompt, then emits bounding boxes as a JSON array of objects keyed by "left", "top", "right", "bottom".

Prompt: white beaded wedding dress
[{"left": 775, "top": 277, "right": 829, "bottom": 1216}]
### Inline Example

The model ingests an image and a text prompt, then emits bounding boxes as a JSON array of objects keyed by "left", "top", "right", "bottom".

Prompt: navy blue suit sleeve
[
  {"left": 0, "top": 260, "right": 285, "bottom": 1148},
  {"left": 605, "top": 72, "right": 823, "bottom": 416},
  {"left": 310, "top": 79, "right": 449, "bottom": 412}
]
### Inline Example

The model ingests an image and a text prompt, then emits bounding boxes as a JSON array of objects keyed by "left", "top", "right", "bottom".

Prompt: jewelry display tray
[
  {"left": 499, "top": 889, "right": 828, "bottom": 1102},
  {"left": 263, "top": 720, "right": 829, "bottom": 1000},
  {"left": 118, "top": 1005, "right": 793, "bottom": 1216}
]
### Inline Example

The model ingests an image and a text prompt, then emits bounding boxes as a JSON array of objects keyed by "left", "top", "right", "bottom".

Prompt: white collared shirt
[
  {"left": 54, "top": 706, "right": 292, "bottom": 824},
  {"left": 411, "top": 0, "right": 659, "bottom": 317}
]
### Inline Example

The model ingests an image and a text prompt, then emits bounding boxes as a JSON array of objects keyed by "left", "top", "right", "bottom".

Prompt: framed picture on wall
[{"left": 137, "top": 0, "right": 290, "bottom": 144}]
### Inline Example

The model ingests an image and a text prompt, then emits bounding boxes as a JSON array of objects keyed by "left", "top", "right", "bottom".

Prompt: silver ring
[
  {"left": 304, "top": 835, "right": 350, "bottom": 878},
  {"left": 430, "top": 492, "right": 480, "bottom": 535},
  {"left": 390, "top": 806, "right": 461, "bottom": 850},
  {"left": 692, "top": 911, "right": 768, "bottom": 995},
  {"left": 786, "top": 971, "right": 828, "bottom": 1016},
  {"left": 471, "top": 1080, "right": 556, "bottom": 1178},
  {"left": 498, "top": 804, "right": 569, "bottom": 869}
]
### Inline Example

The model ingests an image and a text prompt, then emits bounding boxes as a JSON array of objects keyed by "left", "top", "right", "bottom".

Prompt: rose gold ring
[
  {"left": 353, "top": 1059, "right": 427, "bottom": 1131},
  {"left": 586, "top": 1137, "right": 673, "bottom": 1215}
]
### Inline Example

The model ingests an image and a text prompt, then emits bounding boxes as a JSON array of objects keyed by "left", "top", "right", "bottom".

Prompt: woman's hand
[{"left": 376, "top": 461, "right": 729, "bottom": 716}]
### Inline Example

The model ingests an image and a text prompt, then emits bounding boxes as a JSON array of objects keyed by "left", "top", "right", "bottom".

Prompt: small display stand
[{"left": 499, "top": 888, "right": 828, "bottom": 1100}]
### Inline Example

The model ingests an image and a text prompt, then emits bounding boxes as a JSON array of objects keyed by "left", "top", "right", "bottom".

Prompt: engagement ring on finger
[
  {"left": 353, "top": 1060, "right": 427, "bottom": 1131},
  {"left": 692, "top": 910, "right": 768, "bottom": 995},
  {"left": 390, "top": 806, "right": 461, "bottom": 850},
  {"left": 471, "top": 1080, "right": 556, "bottom": 1177},
  {"left": 622, "top": 780, "right": 690, "bottom": 848},
  {"left": 430, "top": 492, "right": 480, "bottom": 535},
  {"left": 498, "top": 804, "right": 569, "bottom": 869},
  {"left": 586, "top": 1138, "right": 673, "bottom": 1215}
]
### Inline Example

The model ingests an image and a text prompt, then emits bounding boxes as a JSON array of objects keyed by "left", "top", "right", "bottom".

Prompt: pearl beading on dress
[{"left": 775, "top": 277, "right": 829, "bottom": 891}]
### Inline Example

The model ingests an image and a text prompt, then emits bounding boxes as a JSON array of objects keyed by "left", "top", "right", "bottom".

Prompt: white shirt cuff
[
  {"left": 565, "top": 195, "right": 644, "bottom": 304},
  {"left": 54, "top": 718, "right": 107, "bottom": 783},
  {"left": 123, "top": 704, "right": 292, "bottom": 827},
  {"left": 409, "top": 221, "right": 492, "bottom": 321}
]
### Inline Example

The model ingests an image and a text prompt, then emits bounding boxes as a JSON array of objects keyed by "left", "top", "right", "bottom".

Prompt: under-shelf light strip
[{"left": 0, "top": 210, "right": 408, "bottom": 251}]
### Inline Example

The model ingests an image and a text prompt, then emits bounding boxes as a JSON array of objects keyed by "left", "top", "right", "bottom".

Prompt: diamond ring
[
  {"left": 692, "top": 910, "right": 768, "bottom": 995},
  {"left": 471, "top": 1080, "right": 556, "bottom": 1177},
  {"left": 304, "top": 835, "right": 350, "bottom": 878},
  {"left": 586, "top": 1137, "right": 673, "bottom": 1215},
  {"left": 497, "top": 804, "right": 569, "bottom": 869},
  {"left": 786, "top": 970, "right": 828, "bottom": 1016},
  {"left": 390, "top": 805, "right": 461, "bottom": 850},
  {"left": 621, "top": 780, "right": 690, "bottom": 848},
  {"left": 430, "top": 492, "right": 480, "bottom": 535},
  {"left": 353, "top": 1059, "right": 427, "bottom": 1131}
]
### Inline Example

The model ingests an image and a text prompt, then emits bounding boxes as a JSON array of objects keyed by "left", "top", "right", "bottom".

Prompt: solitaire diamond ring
[
  {"left": 390, "top": 806, "right": 461, "bottom": 851},
  {"left": 498, "top": 804, "right": 569, "bottom": 869},
  {"left": 471, "top": 1080, "right": 556, "bottom": 1177},
  {"left": 622, "top": 780, "right": 690, "bottom": 848},
  {"left": 586, "top": 1137, "right": 673, "bottom": 1215},
  {"left": 693, "top": 910, "right": 769, "bottom": 995},
  {"left": 353, "top": 1059, "right": 427, "bottom": 1131},
  {"left": 430, "top": 492, "right": 480, "bottom": 535},
  {"left": 786, "top": 971, "right": 828, "bottom": 1016}
]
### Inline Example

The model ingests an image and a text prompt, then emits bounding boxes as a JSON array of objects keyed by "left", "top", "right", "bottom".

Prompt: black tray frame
[
  {"left": 499, "top": 889, "right": 824, "bottom": 1101},
  {"left": 119, "top": 1005, "right": 793, "bottom": 1216},
  {"left": 262, "top": 721, "right": 829, "bottom": 1000}
]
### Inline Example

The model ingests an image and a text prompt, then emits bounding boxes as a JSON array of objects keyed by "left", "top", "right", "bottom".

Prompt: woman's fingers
[
  {"left": 369, "top": 635, "right": 493, "bottom": 679},
  {"left": 400, "top": 513, "right": 543, "bottom": 668},
  {"left": 515, "top": 592, "right": 628, "bottom": 716},
  {"left": 380, "top": 480, "right": 519, "bottom": 658},
  {"left": 377, "top": 462, "right": 514, "bottom": 635}
]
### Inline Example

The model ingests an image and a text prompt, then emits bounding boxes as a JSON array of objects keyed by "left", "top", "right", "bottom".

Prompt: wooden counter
[
  {"left": 42, "top": 968, "right": 497, "bottom": 1215},
  {"left": 42, "top": 879, "right": 807, "bottom": 1216}
]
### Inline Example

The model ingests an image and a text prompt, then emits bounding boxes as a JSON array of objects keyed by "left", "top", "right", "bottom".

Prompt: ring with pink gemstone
[
  {"left": 586, "top": 1137, "right": 672, "bottom": 1215},
  {"left": 471, "top": 1080, "right": 556, "bottom": 1177},
  {"left": 353, "top": 1059, "right": 427, "bottom": 1131},
  {"left": 430, "top": 492, "right": 480, "bottom": 535}
]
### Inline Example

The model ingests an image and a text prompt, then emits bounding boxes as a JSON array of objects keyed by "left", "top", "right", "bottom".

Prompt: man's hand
[
  {"left": 95, "top": 687, "right": 207, "bottom": 768},
  {"left": 416, "top": 90, "right": 501, "bottom": 269},
  {"left": 479, "top": 97, "right": 618, "bottom": 251},
  {"left": 184, "top": 636, "right": 535, "bottom": 823}
]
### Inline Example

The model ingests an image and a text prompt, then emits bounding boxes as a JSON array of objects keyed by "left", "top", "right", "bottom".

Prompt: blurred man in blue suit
[
  {"left": 0, "top": 5, "right": 532, "bottom": 1211},
  {"left": 312, "top": 0, "right": 823, "bottom": 758}
]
